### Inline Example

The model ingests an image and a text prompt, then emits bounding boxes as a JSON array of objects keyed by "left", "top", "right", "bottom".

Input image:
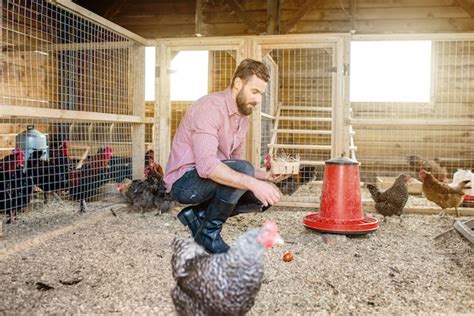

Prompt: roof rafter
[
  {"left": 456, "top": 0, "right": 474, "bottom": 18},
  {"left": 223, "top": 0, "right": 264, "bottom": 34},
  {"left": 280, "top": 0, "right": 320, "bottom": 34},
  {"left": 103, "top": 0, "right": 127, "bottom": 20},
  {"left": 267, "top": 0, "right": 281, "bottom": 34}
]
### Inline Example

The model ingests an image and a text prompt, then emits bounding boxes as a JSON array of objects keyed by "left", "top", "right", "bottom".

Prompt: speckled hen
[{"left": 170, "top": 221, "right": 283, "bottom": 316}]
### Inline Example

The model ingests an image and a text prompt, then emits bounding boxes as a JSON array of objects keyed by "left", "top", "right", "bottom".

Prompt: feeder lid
[{"left": 325, "top": 156, "right": 359, "bottom": 166}]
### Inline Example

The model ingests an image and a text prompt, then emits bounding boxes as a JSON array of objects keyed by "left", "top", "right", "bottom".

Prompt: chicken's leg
[{"left": 79, "top": 199, "right": 87, "bottom": 213}]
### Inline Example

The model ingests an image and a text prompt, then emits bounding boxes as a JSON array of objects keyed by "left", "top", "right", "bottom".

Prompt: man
[{"left": 164, "top": 58, "right": 286, "bottom": 254}]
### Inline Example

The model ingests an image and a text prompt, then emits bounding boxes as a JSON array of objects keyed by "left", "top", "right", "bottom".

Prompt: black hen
[
  {"left": 367, "top": 174, "right": 410, "bottom": 219},
  {"left": 69, "top": 146, "right": 113, "bottom": 212},
  {"left": 0, "top": 148, "right": 34, "bottom": 223},
  {"left": 171, "top": 221, "right": 283, "bottom": 316},
  {"left": 118, "top": 165, "right": 174, "bottom": 214}
]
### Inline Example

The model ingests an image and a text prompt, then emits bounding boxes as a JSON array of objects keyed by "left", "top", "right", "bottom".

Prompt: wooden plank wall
[{"left": 103, "top": 0, "right": 474, "bottom": 38}]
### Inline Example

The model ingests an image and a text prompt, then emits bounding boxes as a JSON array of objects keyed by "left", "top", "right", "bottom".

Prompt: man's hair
[{"left": 231, "top": 58, "right": 270, "bottom": 88}]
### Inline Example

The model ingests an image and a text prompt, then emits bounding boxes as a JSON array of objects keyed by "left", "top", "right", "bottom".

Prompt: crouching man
[{"left": 164, "top": 58, "right": 287, "bottom": 254}]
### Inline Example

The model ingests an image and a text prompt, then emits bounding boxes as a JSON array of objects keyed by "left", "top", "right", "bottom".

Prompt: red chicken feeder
[{"left": 304, "top": 156, "right": 379, "bottom": 234}]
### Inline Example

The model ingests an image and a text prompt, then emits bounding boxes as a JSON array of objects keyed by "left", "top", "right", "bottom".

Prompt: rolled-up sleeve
[{"left": 191, "top": 105, "right": 222, "bottom": 178}]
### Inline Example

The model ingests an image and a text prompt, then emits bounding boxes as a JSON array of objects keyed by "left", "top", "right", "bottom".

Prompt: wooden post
[
  {"left": 156, "top": 44, "right": 171, "bottom": 168},
  {"left": 132, "top": 45, "right": 145, "bottom": 180}
]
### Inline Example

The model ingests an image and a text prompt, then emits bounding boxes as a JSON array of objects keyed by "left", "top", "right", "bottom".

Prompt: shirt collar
[{"left": 224, "top": 87, "right": 240, "bottom": 117}]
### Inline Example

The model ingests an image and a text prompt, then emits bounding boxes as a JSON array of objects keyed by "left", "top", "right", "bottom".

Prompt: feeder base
[{"left": 303, "top": 212, "right": 379, "bottom": 234}]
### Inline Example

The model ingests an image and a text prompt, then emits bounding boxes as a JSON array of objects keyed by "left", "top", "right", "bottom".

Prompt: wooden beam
[
  {"left": 280, "top": 0, "right": 319, "bottom": 34},
  {"left": 350, "top": 118, "right": 474, "bottom": 126},
  {"left": 0, "top": 105, "right": 144, "bottom": 123},
  {"left": 350, "top": 0, "right": 356, "bottom": 32},
  {"left": 456, "top": 0, "right": 474, "bottom": 18},
  {"left": 103, "top": 0, "right": 127, "bottom": 20},
  {"left": 267, "top": 0, "right": 281, "bottom": 35},
  {"left": 131, "top": 46, "right": 145, "bottom": 180},
  {"left": 223, "top": 0, "right": 263, "bottom": 34},
  {"left": 195, "top": 0, "right": 209, "bottom": 36}
]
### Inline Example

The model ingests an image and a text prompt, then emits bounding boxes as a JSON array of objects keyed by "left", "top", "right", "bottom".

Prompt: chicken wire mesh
[
  {"left": 351, "top": 39, "right": 474, "bottom": 191},
  {"left": 261, "top": 47, "right": 335, "bottom": 200},
  {"left": 1, "top": 0, "right": 145, "bottom": 222}
]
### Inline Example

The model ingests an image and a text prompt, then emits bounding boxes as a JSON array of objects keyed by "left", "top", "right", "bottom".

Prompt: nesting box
[
  {"left": 376, "top": 176, "right": 422, "bottom": 195},
  {"left": 271, "top": 160, "right": 300, "bottom": 175}
]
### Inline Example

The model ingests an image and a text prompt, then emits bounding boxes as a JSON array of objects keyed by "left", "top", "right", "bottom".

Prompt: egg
[{"left": 282, "top": 251, "right": 293, "bottom": 262}]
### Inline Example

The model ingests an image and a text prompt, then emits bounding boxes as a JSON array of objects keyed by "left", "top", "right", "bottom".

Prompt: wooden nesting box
[
  {"left": 376, "top": 176, "right": 423, "bottom": 195},
  {"left": 271, "top": 160, "right": 300, "bottom": 175}
]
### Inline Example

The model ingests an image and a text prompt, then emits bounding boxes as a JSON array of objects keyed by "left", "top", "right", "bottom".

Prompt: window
[
  {"left": 350, "top": 41, "right": 432, "bottom": 102},
  {"left": 170, "top": 51, "right": 209, "bottom": 101},
  {"left": 145, "top": 46, "right": 156, "bottom": 101}
]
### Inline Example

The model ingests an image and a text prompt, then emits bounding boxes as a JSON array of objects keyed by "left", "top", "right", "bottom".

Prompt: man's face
[{"left": 235, "top": 75, "right": 267, "bottom": 116}]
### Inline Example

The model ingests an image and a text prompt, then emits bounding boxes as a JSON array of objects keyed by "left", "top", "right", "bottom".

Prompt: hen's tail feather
[
  {"left": 171, "top": 238, "right": 208, "bottom": 279},
  {"left": 366, "top": 184, "right": 382, "bottom": 202}
]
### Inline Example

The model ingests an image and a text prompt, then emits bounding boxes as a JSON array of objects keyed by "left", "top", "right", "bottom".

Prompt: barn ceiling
[{"left": 72, "top": 0, "right": 474, "bottom": 39}]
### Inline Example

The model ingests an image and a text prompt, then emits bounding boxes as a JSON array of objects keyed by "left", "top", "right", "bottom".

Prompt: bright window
[
  {"left": 144, "top": 46, "right": 155, "bottom": 101},
  {"left": 170, "top": 51, "right": 209, "bottom": 101},
  {"left": 350, "top": 41, "right": 432, "bottom": 102}
]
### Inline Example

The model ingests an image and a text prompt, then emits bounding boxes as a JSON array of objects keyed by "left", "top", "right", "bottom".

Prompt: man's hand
[{"left": 248, "top": 178, "right": 281, "bottom": 207}]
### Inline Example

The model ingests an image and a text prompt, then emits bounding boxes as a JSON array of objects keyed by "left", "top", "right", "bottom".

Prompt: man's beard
[{"left": 236, "top": 89, "right": 256, "bottom": 116}]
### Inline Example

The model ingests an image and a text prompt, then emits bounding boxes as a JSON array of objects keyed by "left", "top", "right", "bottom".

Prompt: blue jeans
[{"left": 170, "top": 160, "right": 267, "bottom": 212}]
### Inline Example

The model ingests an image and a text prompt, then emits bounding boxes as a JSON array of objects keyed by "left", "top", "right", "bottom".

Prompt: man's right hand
[{"left": 248, "top": 178, "right": 281, "bottom": 207}]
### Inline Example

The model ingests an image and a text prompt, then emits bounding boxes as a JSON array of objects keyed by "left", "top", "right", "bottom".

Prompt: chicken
[
  {"left": 26, "top": 139, "right": 71, "bottom": 203},
  {"left": 407, "top": 155, "right": 448, "bottom": 183},
  {"left": 144, "top": 149, "right": 163, "bottom": 176},
  {"left": 69, "top": 146, "right": 113, "bottom": 213},
  {"left": 171, "top": 221, "right": 283, "bottom": 316},
  {"left": 419, "top": 169, "right": 471, "bottom": 217},
  {"left": 117, "top": 163, "right": 174, "bottom": 214},
  {"left": 0, "top": 148, "right": 34, "bottom": 223},
  {"left": 366, "top": 174, "right": 410, "bottom": 220}
]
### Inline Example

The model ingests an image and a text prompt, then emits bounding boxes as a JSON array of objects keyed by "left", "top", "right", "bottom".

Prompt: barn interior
[{"left": 0, "top": 0, "right": 473, "bottom": 314}]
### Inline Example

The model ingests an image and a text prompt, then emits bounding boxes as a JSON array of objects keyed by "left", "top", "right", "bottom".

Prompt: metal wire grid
[
  {"left": 0, "top": 118, "right": 133, "bottom": 218},
  {"left": 263, "top": 48, "right": 333, "bottom": 193},
  {"left": 352, "top": 40, "right": 474, "bottom": 184},
  {"left": 1, "top": 0, "right": 139, "bottom": 114},
  {"left": 1, "top": 0, "right": 144, "bottom": 219}
]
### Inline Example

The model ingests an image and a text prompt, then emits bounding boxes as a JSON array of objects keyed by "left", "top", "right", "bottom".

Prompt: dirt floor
[{"left": 0, "top": 197, "right": 473, "bottom": 315}]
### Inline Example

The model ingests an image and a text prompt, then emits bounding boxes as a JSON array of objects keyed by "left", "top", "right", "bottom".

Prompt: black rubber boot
[
  {"left": 177, "top": 204, "right": 206, "bottom": 237},
  {"left": 194, "top": 199, "right": 235, "bottom": 254}
]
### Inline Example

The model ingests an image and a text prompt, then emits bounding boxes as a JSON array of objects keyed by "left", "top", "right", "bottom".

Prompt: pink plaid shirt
[{"left": 164, "top": 88, "right": 249, "bottom": 192}]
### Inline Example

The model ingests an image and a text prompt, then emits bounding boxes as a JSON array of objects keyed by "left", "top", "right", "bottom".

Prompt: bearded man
[{"left": 164, "top": 58, "right": 286, "bottom": 254}]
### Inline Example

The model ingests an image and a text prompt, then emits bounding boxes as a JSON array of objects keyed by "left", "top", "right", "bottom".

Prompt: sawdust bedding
[{"left": 0, "top": 198, "right": 473, "bottom": 315}]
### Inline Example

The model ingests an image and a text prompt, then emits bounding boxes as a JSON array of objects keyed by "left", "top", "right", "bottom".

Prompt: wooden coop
[
  {"left": 1, "top": 0, "right": 474, "bottom": 219},
  {"left": 1, "top": 1, "right": 474, "bottom": 315}
]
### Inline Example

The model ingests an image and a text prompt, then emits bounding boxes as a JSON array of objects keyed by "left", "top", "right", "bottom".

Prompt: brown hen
[
  {"left": 407, "top": 155, "right": 448, "bottom": 183},
  {"left": 419, "top": 170, "right": 471, "bottom": 217}
]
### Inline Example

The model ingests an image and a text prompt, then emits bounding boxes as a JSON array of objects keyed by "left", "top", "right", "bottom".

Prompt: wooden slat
[
  {"left": 279, "top": 116, "right": 332, "bottom": 122},
  {"left": 268, "top": 144, "right": 331, "bottom": 150},
  {"left": 300, "top": 160, "right": 326, "bottom": 166},
  {"left": 0, "top": 105, "right": 143, "bottom": 123},
  {"left": 350, "top": 118, "right": 474, "bottom": 126},
  {"left": 273, "top": 129, "right": 332, "bottom": 135},
  {"left": 280, "top": 106, "right": 332, "bottom": 111}
]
